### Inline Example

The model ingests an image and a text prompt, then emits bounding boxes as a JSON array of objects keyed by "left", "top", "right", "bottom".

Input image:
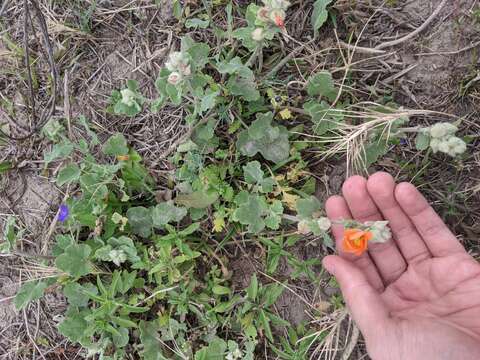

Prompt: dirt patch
[
  {"left": 0, "top": 261, "right": 18, "bottom": 355},
  {"left": 229, "top": 255, "right": 257, "bottom": 291},
  {"left": 400, "top": 0, "right": 479, "bottom": 110},
  {"left": 0, "top": 171, "right": 60, "bottom": 241}
]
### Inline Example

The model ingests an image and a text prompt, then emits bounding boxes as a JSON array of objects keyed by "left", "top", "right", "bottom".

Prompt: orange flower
[
  {"left": 342, "top": 228, "right": 372, "bottom": 256},
  {"left": 274, "top": 15, "right": 285, "bottom": 27}
]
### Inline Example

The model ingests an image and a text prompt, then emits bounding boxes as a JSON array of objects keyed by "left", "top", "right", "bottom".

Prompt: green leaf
[
  {"left": 77, "top": 115, "right": 100, "bottom": 146},
  {"left": 173, "top": 0, "right": 182, "bottom": 19},
  {"left": 14, "top": 281, "right": 47, "bottom": 310},
  {"left": 226, "top": 75, "right": 260, "bottom": 102},
  {"left": 246, "top": 274, "right": 258, "bottom": 301},
  {"left": 216, "top": 57, "right": 254, "bottom": 79},
  {"left": 264, "top": 283, "right": 284, "bottom": 307},
  {"left": 266, "top": 312, "right": 290, "bottom": 327},
  {"left": 63, "top": 282, "right": 97, "bottom": 307},
  {"left": 265, "top": 200, "right": 283, "bottom": 230},
  {"left": 0, "top": 216, "right": 18, "bottom": 253},
  {"left": 212, "top": 285, "right": 231, "bottom": 295},
  {"left": 139, "top": 321, "right": 166, "bottom": 360},
  {"left": 44, "top": 141, "right": 74, "bottom": 163},
  {"left": 111, "top": 316, "right": 138, "bottom": 328},
  {"left": 260, "top": 178, "right": 275, "bottom": 193},
  {"left": 258, "top": 310, "right": 273, "bottom": 342},
  {"left": 56, "top": 164, "right": 81, "bottom": 186},
  {"left": 243, "top": 161, "right": 264, "bottom": 184},
  {"left": 175, "top": 190, "right": 219, "bottom": 209},
  {"left": 95, "top": 236, "right": 141, "bottom": 266},
  {"left": 361, "top": 139, "right": 389, "bottom": 168},
  {"left": 194, "top": 337, "right": 227, "bottom": 360},
  {"left": 193, "top": 118, "right": 217, "bottom": 148},
  {"left": 244, "top": 323, "right": 257, "bottom": 339},
  {"left": 232, "top": 27, "right": 257, "bottom": 51},
  {"left": 55, "top": 244, "right": 93, "bottom": 278},
  {"left": 58, "top": 309, "right": 88, "bottom": 343},
  {"left": 52, "top": 234, "right": 74, "bottom": 256},
  {"left": 232, "top": 192, "right": 266, "bottom": 233},
  {"left": 0, "top": 161, "right": 12, "bottom": 173},
  {"left": 103, "top": 133, "right": 129, "bottom": 156},
  {"left": 152, "top": 202, "right": 187, "bottom": 228},
  {"left": 415, "top": 132, "right": 430, "bottom": 150},
  {"left": 127, "top": 79, "right": 139, "bottom": 91},
  {"left": 183, "top": 38, "right": 210, "bottom": 69},
  {"left": 166, "top": 83, "right": 182, "bottom": 105},
  {"left": 236, "top": 112, "right": 290, "bottom": 164},
  {"left": 245, "top": 4, "right": 260, "bottom": 26},
  {"left": 112, "top": 327, "right": 129, "bottom": 348},
  {"left": 185, "top": 18, "right": 210, "bottom": 29},
  {"left": 307, "top": 71, "right": 337, "bottom": 102},
  {"left": 296, "top": 196, "right": 321, "bottom": 219},
  {"left": 304, "top": 100, "right": 343, "bottom": 135},
  {"left": 126, "top": 207, "right": 153, "bottom": 238},
  {"left": 151, "top": 97, "right": 166, "bottom": 113},
  {"left": 311, "top": 0, "right": 333, "bottom": 36},
  {"left": 199, "top": 88, "right": 219, "bottom": 114}
]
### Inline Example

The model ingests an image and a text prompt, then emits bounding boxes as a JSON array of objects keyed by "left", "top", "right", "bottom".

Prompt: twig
[
  {"left": 416, "top": 40, "right": 480, "bottom": 56},
  {"left": 63, "top": 71, "right": 72, "bottom": 138},
  {"left": 23, "top": 307, "right": 47, "bottom": 360},
  {"left": 23, "top": 0, "right": 37, "bottom": 125},
  {"left": 375, "top": 0, "right": 449, "bottom": 50},
  {"left": 150, "top": 117, "right": 210, "bottom": 168},
  {"left": 0, "top": 250, "right": 55, "bottom": 260},
  {"left": 258, "top": 270, "right": 316, "bottom": 311},
  {"left": 0, "top": 0, "right": 58, "bottom": 141},
  {"left": 263, "top": 44, "right": 306, "bottom": 79},
  {"left": 0, "top": 0, "right": 9, "bottom": 16},
  {"left": 382, "top": 63, "right": 418, "bottom": 84},
  {"left": 135, "top": 286, "right": 179, "bottom": 306},
  {"left": 341, "top": 322, "right": 360, "bottom": 360},
  {"left": 338, "top": 41, "right": 386, "bottom": 55}
]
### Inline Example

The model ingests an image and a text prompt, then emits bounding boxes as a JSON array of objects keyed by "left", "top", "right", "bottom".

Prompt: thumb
[{"left": 323, "top": 255, "right": 390, "bottom": 339}]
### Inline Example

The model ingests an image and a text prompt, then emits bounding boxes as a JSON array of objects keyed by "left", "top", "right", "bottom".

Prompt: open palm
[{"left": 322, "top": 172, "right": 480, "bottom": 360}]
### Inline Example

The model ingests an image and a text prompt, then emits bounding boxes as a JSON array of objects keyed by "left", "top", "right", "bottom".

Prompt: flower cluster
[
  {"left": 342, "top": 220, "right": 391, "bottom": 256},
  {"left": 297, "top": 216, "right": 331, "bottom": 235},
  {"left": 108, "top": 249, "right": 127, "bottom": 266},
  {"left": 429, "top": 123, "right": 466, "bottom": 157},
  {"left": 120, "top": 88, "right": 138, "bottom": 107},
  {"left": 165, "top": 51, "right": 191, "bottom": 86},
  {"left": 226, "top": 348, "right": 243, "bottom": 360},
  {"left": 255, "top": 0, "right": 291, "bottom": 31},
  {"left": 365, "top": 221, "right": 391, "bottom": 243}
]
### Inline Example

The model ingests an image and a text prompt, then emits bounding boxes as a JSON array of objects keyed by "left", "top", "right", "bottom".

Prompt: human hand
[{"left": 322, "top": 172, "right": 480, "bottom": 360}]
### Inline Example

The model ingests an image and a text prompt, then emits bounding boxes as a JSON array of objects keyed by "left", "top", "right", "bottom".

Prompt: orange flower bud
[
  {"left": 274, "top": 14, "right": 284, "bottom": 27},
  {"left": 117, "top": 155, "right": 130, "bottom": 161},
  {"left": 342, "top": 228, "right": 372, "bottom": 256}
]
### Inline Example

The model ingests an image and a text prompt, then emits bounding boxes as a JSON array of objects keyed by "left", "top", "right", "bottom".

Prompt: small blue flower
[
  {"left": 58, "top": 204, "right": 69, "bottom": 222},
  {"left": 399, "top": 138, "right": 408, "bottom": 146}
]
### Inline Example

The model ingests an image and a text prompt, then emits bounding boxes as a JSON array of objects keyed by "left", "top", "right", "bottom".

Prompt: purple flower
[
  {"left": 58, "top": 204, "right": 69, "bottom": 222},
  {"left": 399, "top": 138, "right": 408, "bottom": 146}
]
